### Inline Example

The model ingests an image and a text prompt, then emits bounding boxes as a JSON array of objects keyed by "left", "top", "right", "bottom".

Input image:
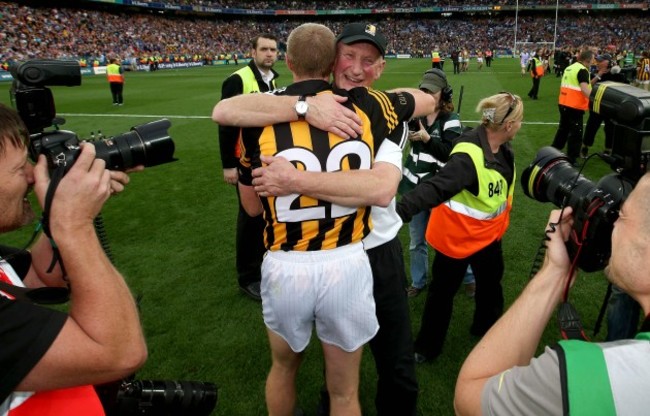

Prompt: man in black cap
[
  {"left": 212, "top": 22, "right": 425, "bottom": 416},
  {"left": 581, "top": 53, "right": 628, "bottom": 157}
]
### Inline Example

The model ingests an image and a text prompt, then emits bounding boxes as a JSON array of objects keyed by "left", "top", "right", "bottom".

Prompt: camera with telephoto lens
[
  {"left": 9, "top": 59, "right": 176, "bottom": 172},
  {"left": 521, "top": 82, "right": 650, "bottom": 272}
]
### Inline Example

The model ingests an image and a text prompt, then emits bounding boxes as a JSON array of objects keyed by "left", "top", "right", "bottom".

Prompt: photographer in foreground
[
  {"left": 0, "top": 104, "right": 147, "bottom": 414},
  {"left": 454, "top": 175, "right": 650, "bottom": 415}
]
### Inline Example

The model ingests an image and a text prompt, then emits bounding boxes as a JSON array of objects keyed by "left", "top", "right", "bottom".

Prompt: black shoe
[
  {"left": 414, "top": 352, "right": 427, "bottom": 364},
  {"left": 315, "top": 387, "right": 330, "bottom": 416},
  {"left": 239, "top": 281, "right": 262, "bottom": 301},
  {"left": 580, "top": 146, "right": 589, "bottom": 159}
]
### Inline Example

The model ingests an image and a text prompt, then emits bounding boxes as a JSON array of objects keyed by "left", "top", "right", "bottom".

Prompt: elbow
[
  {"left": 372, "top": 184, "right": 398, "bottom": 207},
  {"left": 212, "top": 101, "right": 240, "bottom": 126},
  {"left": 211, "top": 103, "right": 227, "bottom": 124},
  {"left": 113, "top": 339, "right": 148, "bottom": 379},
  {"left": 374, "top": 191, "right": 395, "bottom": 208},
  {"left": 243, "top": 205, "right": 263, "bottom": 217}
]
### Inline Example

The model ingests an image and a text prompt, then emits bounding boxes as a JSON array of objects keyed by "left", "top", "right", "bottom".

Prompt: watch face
[{"left": 296, "top": 100, "right": 309, "bottom": 116}]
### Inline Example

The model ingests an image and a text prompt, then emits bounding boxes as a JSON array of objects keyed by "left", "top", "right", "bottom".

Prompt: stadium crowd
[
  {"left": 1, "top": 1, "right": 648, "bottom": 67},
  {"left": 138, "top": 0, "right": 625, "bottom": 8}
]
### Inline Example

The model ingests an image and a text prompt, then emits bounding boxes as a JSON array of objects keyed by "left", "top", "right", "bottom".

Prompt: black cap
[
  {"left": 336, "top": 23, "right": 387, "bottom": 57},
  {"left": 596, "top": 53, "right": 613, "bottom": 62}
]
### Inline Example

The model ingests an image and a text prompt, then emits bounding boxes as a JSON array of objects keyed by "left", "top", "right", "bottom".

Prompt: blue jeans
[
  {"left": 408, "top": 210, "right": 429, "bottom": 289},
  {"left": 606, "top": 284, "right": 640, "bottom": 341},
  {"left": 463, "top": 265, "right": 475, "bottom": 285},
  {"left": 408, "top": 210, "right": 475, "bottom": 289}
]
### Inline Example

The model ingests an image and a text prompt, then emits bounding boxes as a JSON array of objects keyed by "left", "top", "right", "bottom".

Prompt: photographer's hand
[
  {"left": 34, "top": 144, "right": 112, "bottom": 234},
  {"left": 455, "top": 209, "right": 575, "bottom": 415},
  {"left": 109, "top": 166, "right": 141, "bottom": 194}
]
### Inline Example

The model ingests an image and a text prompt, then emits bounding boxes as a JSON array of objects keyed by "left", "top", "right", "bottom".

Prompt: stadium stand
[{"left": 0, "top": 1, "right": 648, "bottom": 69}]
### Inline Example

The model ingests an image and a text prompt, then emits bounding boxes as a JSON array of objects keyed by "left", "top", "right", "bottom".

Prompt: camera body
[
  {"left": 522, "top": 83, "right": 650, "bottom": 272},
  {"left": 10, "top": 59, "right": 176, "bottom": 172}
]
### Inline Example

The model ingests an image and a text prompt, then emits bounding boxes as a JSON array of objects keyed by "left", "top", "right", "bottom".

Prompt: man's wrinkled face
[
  {"left": 0, "top": 141, "right": 35, "bottom": 233},
  {"left": 252, "top": 37, "right": 278, "bottom": 71},
  {"left": 333, "top": 42, "right": 385, "bottom": 90}
]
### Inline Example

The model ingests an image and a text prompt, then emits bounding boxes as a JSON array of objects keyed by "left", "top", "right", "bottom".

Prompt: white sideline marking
[{"left": 59, "top": 113, "right": 559, "bottom": 125}]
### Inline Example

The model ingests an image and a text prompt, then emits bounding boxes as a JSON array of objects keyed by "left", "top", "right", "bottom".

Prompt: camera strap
[
  {"left": 0, "top": 280, "right": 70, "bottom": 304},
  {"left": 40, "top": 164, "right": 67, "bottom": 276},
  {"left": 558, "top": 302, "right": 590, "bottom": 341}
]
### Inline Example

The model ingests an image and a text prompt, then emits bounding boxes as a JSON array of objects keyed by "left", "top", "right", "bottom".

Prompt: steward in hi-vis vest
[
  {"left": 106, "top": 58, "right": 125, "bottom": 105},
  {"left": 397, "top": 91, "right": 522, "bottom": 362},
  {"left": 559, "top": 61, "right": 590, "bottom": 110},
  {"left": 551, "top": 49, "right": 594, "bottom": 165}
]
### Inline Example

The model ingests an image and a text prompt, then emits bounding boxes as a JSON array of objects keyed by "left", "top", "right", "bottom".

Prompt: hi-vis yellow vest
[
  {"left": 106, "top": 63, "right": 124, "bottom": 84},
  {"left": 230, "top": 66, "right": 275, "bottom": 94},
  {"left": 559, "top": 62, "right": 589, "bottom": 110},
  {"left": 426, "top": 142, "right": 514, "bottom": 258}
]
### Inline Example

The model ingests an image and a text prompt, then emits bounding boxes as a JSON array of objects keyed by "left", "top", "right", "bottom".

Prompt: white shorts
[{"left": 261, "top": 242, "right": 378, "bottom": 353}]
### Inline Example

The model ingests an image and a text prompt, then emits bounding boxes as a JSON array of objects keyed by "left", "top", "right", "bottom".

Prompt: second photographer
[
  {"left": 455, "top": 176, "right": 650, "bottom": 415},
  {"left": 0, "top": 103, "right": 147, "bottom": 413},
  {"left": 581, "top": 53, "right": 630, "bottom": 158}
]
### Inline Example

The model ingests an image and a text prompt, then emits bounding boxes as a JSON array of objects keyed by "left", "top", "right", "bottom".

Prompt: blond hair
[
  {"left": 476, "top": 92, "right": 523, "bottom": 129},
  {"left": 286, "top": 23, "right": 336, "bottom": 78}
]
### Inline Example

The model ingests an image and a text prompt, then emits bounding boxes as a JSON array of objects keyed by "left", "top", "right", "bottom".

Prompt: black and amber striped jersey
[{"left": 239, "top": 79, "right": 415, "bottom": 251}]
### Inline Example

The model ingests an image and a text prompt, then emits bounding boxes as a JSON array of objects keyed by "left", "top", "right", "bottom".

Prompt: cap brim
[
  {"left": 419, "top": 83, "right": 442, "bottom": 93},
  {"left": 337, "top": 35, "right": 385, "bottom": 56}
]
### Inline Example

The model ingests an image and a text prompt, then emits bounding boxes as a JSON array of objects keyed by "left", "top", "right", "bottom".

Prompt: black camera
[
  {"left": 97, "top": 378, "right": 218, "bottom": 416},
  {"left": 10, "top": 59, "right": 176, "bottom": 172},
  {"left": 521, "top": 83, "right": 650, "bottom": 272}
]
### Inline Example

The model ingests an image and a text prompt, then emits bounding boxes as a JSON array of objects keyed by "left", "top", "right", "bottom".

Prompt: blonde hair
[
  {"left": 286, "top": 23, "right": 336, "bottom": 78},
  {"left": 476, "top": 92, "right": 523, "bottom": 129}
]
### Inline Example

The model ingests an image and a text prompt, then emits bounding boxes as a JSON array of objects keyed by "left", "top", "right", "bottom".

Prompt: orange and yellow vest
[
  {"left": 559, "top": 61, "right": 589, "bottom": 110},
  {"left": 106, "top": 63, "right": 124, "bottom": 84},
  {"left": 530, "top": 57, "right": 544, "bottom": 77},
  {"left": 426, "top": 141, "right": 514, "bottom": 258}
]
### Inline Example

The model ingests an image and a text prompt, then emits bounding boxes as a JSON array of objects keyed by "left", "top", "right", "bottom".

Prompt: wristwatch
[{"left": 294, "top": 95, "right": 309, "bottom": 120}]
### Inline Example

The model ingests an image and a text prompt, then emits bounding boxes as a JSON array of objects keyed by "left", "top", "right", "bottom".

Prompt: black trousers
[
  {"left": 414, "top": 240, "right": 504, "bottom": 359},
  {"left": 109, "top": 82, "right": 123, "bottom": 104},
  {"left": 235, "top": 187, "right": 265, "bottom": 287},
  {"left": 453, "top": 61, "right": 460, "bottom": 74},
  {"left": 582, "top": 111, "right": 614, "bottom": 150},
  {"left": 552, "top": 105, "right": 585, "bottom": 163},
  {"left": 367, "top": 237, "right": 418, "bottom": 416},
  {"left": 528, "top": 76, "right": 540, "bottom": 99}
]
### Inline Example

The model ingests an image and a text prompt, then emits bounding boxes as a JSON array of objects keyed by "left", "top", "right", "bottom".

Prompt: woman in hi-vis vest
[{"left": 397, "top": 92, "right": 523, "bottom": 363}]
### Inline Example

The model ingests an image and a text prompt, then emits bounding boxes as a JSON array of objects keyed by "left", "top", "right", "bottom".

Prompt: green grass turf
[{"left": 0, "top": 58, "right": 619, "bottom": 415}]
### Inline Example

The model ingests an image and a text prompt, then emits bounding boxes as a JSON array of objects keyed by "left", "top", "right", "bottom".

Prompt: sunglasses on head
[{"left": 498, "top": 91, "right": 518, "bottom": 124}]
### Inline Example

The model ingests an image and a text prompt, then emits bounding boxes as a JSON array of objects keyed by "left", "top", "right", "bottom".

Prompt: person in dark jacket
[{"left": 397, "top": 92, "right": 523, "bottom": 362}]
